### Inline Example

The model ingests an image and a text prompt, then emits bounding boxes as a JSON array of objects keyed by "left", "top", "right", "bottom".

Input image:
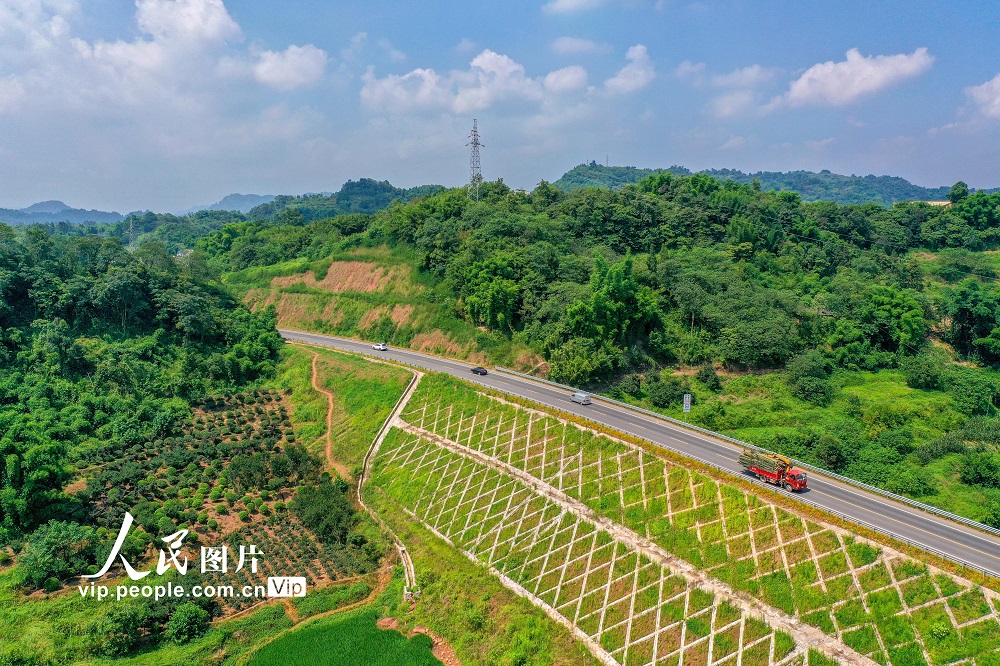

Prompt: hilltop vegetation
[
  {"left": 553, "top": 162, "right": 999, "bottom": 206},
  {"left": 190, "top": 171, "right": 1000, "bottom": 522}
]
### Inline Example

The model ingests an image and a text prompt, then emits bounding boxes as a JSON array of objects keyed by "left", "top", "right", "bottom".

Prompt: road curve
[{"left": 281, "top": 328, "right": 1000, "bottom": 578}]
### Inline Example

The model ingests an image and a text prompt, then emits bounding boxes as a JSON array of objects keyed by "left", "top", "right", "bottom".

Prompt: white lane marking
[{"left": 282, "top": 330, "right": 1000, "bottom": 564}]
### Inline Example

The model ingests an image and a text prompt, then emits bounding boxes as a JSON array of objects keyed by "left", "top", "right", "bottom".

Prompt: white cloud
[
  {"left": 455, "top": 37, "right": 477, "bottom": 53},
  {"left": 362, "top": 49, "right": 599, "bottom": 115},
  {"left": 711, "top": 90, "right": 755, "bottom": 118},
  {"left": 135, "top": 0, "right": 240, "bottom": 42},
  {"left": 544, "top": 66, "right": 588, "bottom": 93},
  {"left": 341, "top": 32, "right": 367, "bottom": 61},
  {"left": 542, "top": 0, "right": 607, "bottom": 13},
  {"left": 966, "top": 73, "right": 1000, "bottom": 118},
  {"left": 675, "top": 61, "right": 705, "bottom": 78},
  {"left": 769, "top": 47, "right": 933, "bottom": 108},
  {"left": 604, "top": 44, "right": 655, "bottom": 94},
  {"left": 360, "top": 67, "right": 451, "bottom": 113},
  {"left": 253, "top": 44, "right": 328, "bottom": 90},
  {"left": 0, "top": 76, "right": 25, "bottom": 113},
  {"left": 0, "top": 0, "right": 337, "bottom": 210},
  {"left": 719, "top": 136, "right": 746, "bottom": 151},
  {"left": 804, "top": 137, "right": 834, "bottom": 150},
  {"left": 378, "top": 38, "right": 406, "bottom": 63},
  {"left": 712, "top": 64, "right": 776, "bottom": 88},
  {"left": 551, "top": 36, "right": 610, "bottom": 55}
]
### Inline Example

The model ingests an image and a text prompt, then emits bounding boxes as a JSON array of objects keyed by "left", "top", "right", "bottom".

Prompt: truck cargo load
[{"left": 739, "top": 449, "right": 807, "bottom": 491}]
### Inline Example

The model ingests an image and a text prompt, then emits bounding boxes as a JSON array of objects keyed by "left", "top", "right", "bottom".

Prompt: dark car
[{"left": 470, "top": 367, "right": 488, "bottom": 375}]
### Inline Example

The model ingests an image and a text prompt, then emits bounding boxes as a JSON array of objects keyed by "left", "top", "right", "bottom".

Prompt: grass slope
[
  {"left": 397, "top": 373, "right": 1000, "bottom": 665},
  {"left": 279, "top": 343, "right": 412, "bottom": 473},
  {"left": 367, "top": 485, "right": 602, "bottom": 666}
]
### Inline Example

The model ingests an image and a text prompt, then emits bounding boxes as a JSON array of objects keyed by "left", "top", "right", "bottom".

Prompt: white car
[
  {"left": 372, "top": 343, "right": 388, "bottom": 351},
  {"left": 570, "top": 392, "right": 592, "bottom": 405}
]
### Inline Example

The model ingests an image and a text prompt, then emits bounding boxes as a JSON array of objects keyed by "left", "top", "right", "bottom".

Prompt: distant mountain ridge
[
  {"left": 247, "top": 178, "right": 443, "bottom": 221},
  {"left": 0, "top": 200, "right": 124, "bottom": 225},
  {"left": 553, "top": 162, "right": 998, "bottom": 206},
  {"left": 179, "top": 193, "right": 277, "bottom": 215}
]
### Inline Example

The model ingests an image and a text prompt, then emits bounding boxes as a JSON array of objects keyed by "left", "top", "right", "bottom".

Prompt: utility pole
[{"left": 467, "top": 119, "right": 483, "bottom": 201}]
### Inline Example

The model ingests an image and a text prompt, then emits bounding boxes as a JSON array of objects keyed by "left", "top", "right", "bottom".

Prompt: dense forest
[
  {"left": 0, "top": 224, "right": 377, "bottom": 657},
  {"left": 0, "top": 227, "right": 286, "bottom": 535},
  {"left": 194, "top": 172, "right": 1000, "bottom": 522},
  {"left": 554, "top": 162, "right": 999, "bottom": 206}
]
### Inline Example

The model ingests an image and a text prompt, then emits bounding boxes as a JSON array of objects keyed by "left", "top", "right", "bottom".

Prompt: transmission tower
[
  {"left": 129, "top": 216, "right": 137, "bottom": 248},
  {"left": 466, "top": 119, "right": 483, "bottom": 201}
]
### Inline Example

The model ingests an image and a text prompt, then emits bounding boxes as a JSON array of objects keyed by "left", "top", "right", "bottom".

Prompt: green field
[{"left": 248, "top": 609, "right": 441, "bottom": 666}]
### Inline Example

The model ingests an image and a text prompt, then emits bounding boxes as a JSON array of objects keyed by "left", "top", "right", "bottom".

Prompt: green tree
[
  {"left": 164, "top": 603, "right": 210, "bottom": 643},
  {"left": 948, "top": 180, "right": 969, "bottom": 204},
  {"left": 89, "top": 604, "right": 147, "bottom": 656},
  {"left": 901, "top": 353, "right": 943, "bottom": 389},
  {"left": 16, "top": 520, "right": 97, "bottom": 589}
]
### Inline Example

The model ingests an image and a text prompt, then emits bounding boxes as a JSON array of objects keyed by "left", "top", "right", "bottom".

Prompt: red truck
[{"left": 739, "top": 450, "right": 808, "bottom": 491}]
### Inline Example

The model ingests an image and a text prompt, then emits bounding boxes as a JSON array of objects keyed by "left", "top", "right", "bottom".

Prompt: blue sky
[{"left": 1, "top": 0, "right": 999, "bottom": 212}]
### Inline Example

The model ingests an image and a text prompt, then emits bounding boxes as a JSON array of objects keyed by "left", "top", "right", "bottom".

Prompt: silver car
[{"left": 570, "top": 392, "right": 591, "bottom": 405}]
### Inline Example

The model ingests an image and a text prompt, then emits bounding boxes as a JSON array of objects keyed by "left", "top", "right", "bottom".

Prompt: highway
[{"left": 281, "top": 328, "right": 1000, "bottom": 579}]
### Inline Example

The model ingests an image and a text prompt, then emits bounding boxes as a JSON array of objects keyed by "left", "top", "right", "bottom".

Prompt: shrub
[
  {"left": 945, "top": 367, "right": 998, "bottom": 415},
  {"left": 647, "top": 376, "right": 689, "bottom": 409},
  {"left": 786, "top": 350, "right": 833, "bottom": 405},
  {"left": 43, "top": 576, "right": 60, "bottom": 593},
  {"left": 88, "top": 605, "right": 147, "bottom": 656},
  {"left": 901, "top": 353, "right": 943, "bottom": 389},
  {"left": 617, "top": 374, "right": 642, "bottom": 397},
  {"left": 696, "top": 365, "right": 722, "bottom": 392},
  {"left": 960, "top": 452, "right": 1000, "bottom": 488},
  {"left": 164, "top": 603, "right": 210, "bottom": 644},
  {"left": 17, "top": 521, "right": 97, "bottom": 590}
]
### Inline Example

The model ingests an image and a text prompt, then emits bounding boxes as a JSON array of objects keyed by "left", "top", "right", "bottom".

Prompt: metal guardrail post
[{"left": 494, "top": 366, "right": 1000, "bottom": 541}]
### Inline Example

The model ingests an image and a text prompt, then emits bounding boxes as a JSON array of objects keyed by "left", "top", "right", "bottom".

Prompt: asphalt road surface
[{"left": 282, "top": 328, "right": 1000, "bottom": 578}]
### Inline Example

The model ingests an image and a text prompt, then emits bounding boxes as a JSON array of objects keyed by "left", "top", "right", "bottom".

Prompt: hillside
[
  {"left": 0, "top": 200, "right": 123, "bottom": 225},
  {"left": 192, "top": 173, "right": 1000, "bottom": 527},
  {"left": 552, "top": 162, "right": 995, "bottom": 206}
]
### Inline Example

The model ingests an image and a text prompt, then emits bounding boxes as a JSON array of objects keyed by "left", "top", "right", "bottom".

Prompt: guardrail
[
  {"left": 283, "top": 335, "right": 1000, "bottom": 579},
  {"left": 495, "top": 366, "right": 1000, "bottom": 542},
  {"left": 485, "top": 377, "right": 1000, "bottom": 581}
]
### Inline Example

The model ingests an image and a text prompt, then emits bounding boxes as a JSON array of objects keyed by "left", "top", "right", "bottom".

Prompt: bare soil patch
[{"left": 270, "top": 261, "right": 420, "bottom": 295}]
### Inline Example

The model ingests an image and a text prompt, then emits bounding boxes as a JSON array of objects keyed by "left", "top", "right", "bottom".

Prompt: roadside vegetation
[{"left": 182, "top": 174, "right": 1000, "bottom": 523}]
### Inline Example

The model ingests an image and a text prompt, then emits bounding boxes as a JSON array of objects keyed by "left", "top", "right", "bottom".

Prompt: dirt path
[
  {"left": 375, "top": 618, "right": 462, "bottom": 666},
  {"left": 411, "top": 626, "right": 462, "bottom": 666},
  {"left": 310, "top": 351, "right": 352, "bottom": 480}
]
